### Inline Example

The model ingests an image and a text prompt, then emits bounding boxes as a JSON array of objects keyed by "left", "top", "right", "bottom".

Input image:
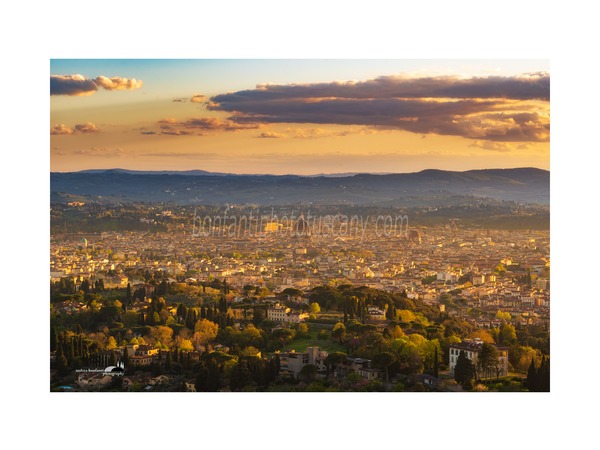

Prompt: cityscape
[{"left": 50, "top": 59, "right": 550, "bottom": 392}]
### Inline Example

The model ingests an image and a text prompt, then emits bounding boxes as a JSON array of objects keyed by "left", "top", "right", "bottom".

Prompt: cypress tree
[
  {"left": 454, "top": 350, "right": 475, "bottom": 390},
  {"left": 526, "top": 357, "right": 537, "bottom": 391},
  {"left": 165, "top": 351, "right": 171, "bottom": 371},
  {"left": 537, "top": 356, "right": 550, "bottom": 392},
  {"left": 56, "top": 342, "right": 69, "bottom": 376},
  {"left": 195, "top": 362, "right": 208, "bottom": 391},
  {"left": 50, "top": 327, "right": 57, "bottom": 353},
  {"left": 122, "top": 347, "right": 129, "bottom": 367},
  {"left": 433, "top": 346, "right": 439, "bottom": 378}
]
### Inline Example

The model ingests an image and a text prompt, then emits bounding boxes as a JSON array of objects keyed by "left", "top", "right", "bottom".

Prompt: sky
[{"left": 50, "top": 59, "right": 549, "bottom": 174}]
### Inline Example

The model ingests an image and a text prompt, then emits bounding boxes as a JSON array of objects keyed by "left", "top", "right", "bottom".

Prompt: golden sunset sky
[{"left": 50, "top": 59, "right": 549, "bottom": 174}]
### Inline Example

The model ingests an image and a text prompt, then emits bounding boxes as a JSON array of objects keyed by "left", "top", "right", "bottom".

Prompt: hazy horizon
[{"left": 51, "top": 165, "right": 549, "bottom": 176}]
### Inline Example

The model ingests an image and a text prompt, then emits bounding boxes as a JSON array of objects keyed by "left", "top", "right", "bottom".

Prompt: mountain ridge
[{"left": 51, "top": 167, "right": 549, "bottom": 205}]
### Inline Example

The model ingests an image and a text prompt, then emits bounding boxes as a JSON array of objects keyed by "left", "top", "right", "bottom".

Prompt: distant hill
[{"left": 50, "top": 167, "right": 549, "bottom": 205}]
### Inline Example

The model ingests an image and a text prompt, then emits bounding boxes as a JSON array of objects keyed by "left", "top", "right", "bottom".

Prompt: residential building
[{"left": 448, "top": 339, "right": 509, "bottom": 377}]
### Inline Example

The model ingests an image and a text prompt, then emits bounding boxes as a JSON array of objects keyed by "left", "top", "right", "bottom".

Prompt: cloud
[
  {"left": 51, "top": 122, "right": 100, "bottom": 135},
  {"left": 138, "top": 151, "right": 220, "bottom": 159},
  {"left": 191, "top": 94, "right": 206, "bottom": 103},
  {"left": 218, "top": 72, "right": 549, "bottom": 102},
  {"left": 73, "top": 147, "right": 125, "bottom": 157},
  {"left": 143, "top": 117, "right": 261, "bottom": 136},
  {"left": 208, "top": 72, "right": 550, "bottom": 142},
  {"left": 160, "top": 130, "right": 194, "bottom": 136},
  {"left": 94, "top": 75, "right": 143, "bottom": 91},
  {"left": 469, "top": 140, "right": 534, "bottom": 152},
  {"left": 173, "top": 98, "right": 188, "bottom": 102},
  {"left": 287, "top": 126, "right": 378, "bottom": 139},
  {"left": 256, "top": 131, "right": 286, "bottom": 138},
  {"left": 469, "top": 140, "right": 514, "bottom": 152},
  {"left": 181, "top": 117, "right": 260, "bottom": 131},
  {"left": 51, "top": 124, "right": 74, "bottom": 135},
  {"left": 74, "top": 122, "right": 99, "bottom": 133},
  {"left": 50, "top": 74, "right": 143, "bottom": 96}
]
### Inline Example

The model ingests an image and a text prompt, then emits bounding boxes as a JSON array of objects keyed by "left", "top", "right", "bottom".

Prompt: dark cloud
[
  {"left": 212, "top": 72, "right": 549, "bottom": 103},
  {"left": 208, "top": 72, "right": 549, "bottom": 142},
  {"left": 51, "top": 74, "right": 143, "bottom": 96}
]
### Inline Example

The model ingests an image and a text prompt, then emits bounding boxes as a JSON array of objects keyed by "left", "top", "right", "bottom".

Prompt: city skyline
[{"left": 51, "top": 59, "right": 549, "bottom": 174}]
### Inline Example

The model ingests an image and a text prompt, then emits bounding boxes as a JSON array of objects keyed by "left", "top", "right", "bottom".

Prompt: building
[
  {"left": 471, "top": 275, "right": 485, "bottom": 286},
  {"left": 448, "top": 338, "right": 509, "bottom": 378},
  {"left": 130, "top": 345, "right": 159, "bottom": 366},
  {"left": 77, "top": 373, "right": 113, "bottom": 390},
  {"left": 267, "top": 304, "right": 309, "bottom": 323},
  {"left": 286, "top": 311, "right": 309, "bottom": 323},
  {"left": 267, "top": 304, "right": 290, "bottom": 322},
  {"left": 277, "top": 346, "right": 328, "bottom": 378},
  {"left": 367, "top": 307, "right": 386, "bottom": 321}
]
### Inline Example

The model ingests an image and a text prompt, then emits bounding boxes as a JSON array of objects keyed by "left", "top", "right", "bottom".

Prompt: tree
[
  {"left": 454, "top": 350, "right": 475, "bottom": 390},
  {"left": 325, "top": 352, "right": 347, "bottom": 378},
  {"left": 298, "top": 364, "right": 318, "bottom": 383},
  {"left": 50, "top": 327, "right": 58, "bottom": 353},
  {"left": 195, "top": 363, "right": 209, "bottom": 391},
  {"left": 151, "top": 326, "right": 174, "bottom": 349},
  {"left": 477, "top": 343, "right": 499, "bottom": 382},
  {"left": 332, "top": 322, "right": 346, "bottom": 343},
  {"left": 271, "top": 328, "right": 296, "bottom": 350},
  {"left": 193, "top": 319, "right": 219, "bottom": 352},
  {"left": 468, "top": 329, "right": 495, "bottom": 344},
  {"left": 495, "top": 310, "right": 511, "bottom": 322},
  {"left": 80, "top": 280, "right": 91, "bottom": 294},
  {"left": 164, "top": 350, "right": 172, "bottom": 371},
  {"left": 55, "top": 342, "right": 69, "bottom": 376},
  {"left": 178, "top": 339, "right": 194, "bottom": 352},
  {"left": 206, "top": 360, "right": 221, "bottom": 392},
  {"left": 372, "top": 352, "right": 395, "bottom": 383},
  {"left": 387, "top": 325, "right": 405, "bottom": 339},
  {"left": 239, "top": 324, "right": 264, "bottom": 348},
  {"left": 433, "top": 346, "right": 439, "bottom": 378},
  {"left": 230, "top": 359, "right": 252, "bottom": 391},
  {"left": 526, "top": 357, "right": 537, "bottom": 391},
  {"left": 106, "top": 336, "right": 117, "bottom": 350},
  {"left": 500, "top": 323, "right": 517, "bottom": 345},
  {"left": 386, "top": 303, "right": 397, "bottom": 321},
  {"left": 534, "top": 356, "right": 550, "bottom": 392},
  {"left": 296, "top": 323, "right": 310, "bottom": 338},
  {"left": 310, "top": 302, "right": 321, "bottom": 314}
]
